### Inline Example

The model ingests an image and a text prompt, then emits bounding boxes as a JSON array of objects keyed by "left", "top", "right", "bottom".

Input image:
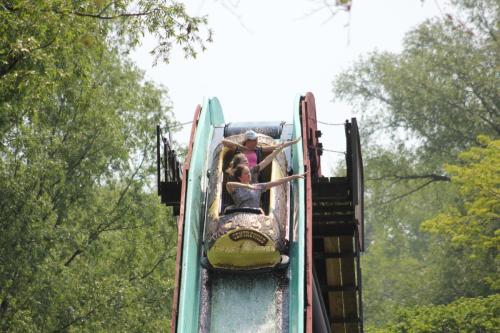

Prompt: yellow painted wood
[
  {"left": 339, "top": 236, "right": 357, "bottom": 322},
  {"left": 324, "top": 236, "right": 346, "bottom": 333},
  {"left": 207, "top": 228, "right": 280, "bottom": 269}
]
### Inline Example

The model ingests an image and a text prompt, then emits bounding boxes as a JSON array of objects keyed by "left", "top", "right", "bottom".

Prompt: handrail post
[
  {"left": 156, "top": 125, "right": 161, "bottom": 196},
  {"left": 351, "top": 118, "right": 359, "bottom": 206}
]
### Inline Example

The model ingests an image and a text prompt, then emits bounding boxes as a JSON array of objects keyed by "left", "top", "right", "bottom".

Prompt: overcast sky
[{"left": 132, "top": 0, "right": 444, "bottom": 174}]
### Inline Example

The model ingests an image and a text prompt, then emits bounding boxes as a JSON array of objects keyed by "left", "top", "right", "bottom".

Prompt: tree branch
[
  {"left": 368, "top": 174, "right": 451, "bottom": 182},
  {"left": 374, "top": 179, "right": 435, "bottom": 207},
  {"left": 352, "top": 82, "right": 392, "bottom": 105},
  {"left": 63, "top": 144, "right": 149, "bottom": 267},
  {"left": 129, "top": 252, "right": 176, "bottom": 282},
  {"left": 0, "top": 56, "right": 21, "bottom": 78},
  {"left": 0, "top": 36, "right": 57, "bottom": 78},
  {"left": 52, "top": 298, "right": 101, "bottom": 333},
  {"left": 70, "top": 9, "right": 156, "bottom": 20},
  {"left": 64, "top": 248, "right": 82, "bottom": 267},
  {"left": 97, "top": 1, "right": 115, "bottom": 16}
]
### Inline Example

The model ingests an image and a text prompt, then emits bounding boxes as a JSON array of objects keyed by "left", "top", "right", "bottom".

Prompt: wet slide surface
[{"left": 200, "top": 271, "right": 289, "bottom": 333}]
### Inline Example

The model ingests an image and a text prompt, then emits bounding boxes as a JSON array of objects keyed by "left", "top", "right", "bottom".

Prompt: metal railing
[
  {"left": 345, "top": 118, "right": 364, "bottom": 251},
  {"left": 156, "top": 125, "right": 182, "bottom": 214}
]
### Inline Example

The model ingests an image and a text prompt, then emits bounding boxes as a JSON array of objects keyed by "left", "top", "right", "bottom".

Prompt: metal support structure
[
  {"left": 303, "top": 94, "right": 364, "bottom": 333},
  {"left": 157, "top": 124, "right": 183, "bottom": 215},
  {"left": 165, "top": 93, "right": 363, "bottom": 332}
]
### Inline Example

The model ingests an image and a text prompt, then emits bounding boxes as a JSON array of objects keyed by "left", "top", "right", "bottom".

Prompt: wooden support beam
[
  {"left": 324, "top": 237, "right": 344, "bottom": 330},
  {"left": 339, "top": 236, "right": 359, "bottom": 331},
  {"left": 313, "top": 223, "right": 356, "bottom": 237},
  {"left": 314, "top": 252, "right": 357, "bottom": 259},
  {"left": 312, "top": 214, "right": 354, "bottom": 223}
]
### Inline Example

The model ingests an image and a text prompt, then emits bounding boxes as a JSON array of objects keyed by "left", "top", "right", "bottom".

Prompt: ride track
[{"left": 158, "top": 93, "right": 364, "bottom": 333}]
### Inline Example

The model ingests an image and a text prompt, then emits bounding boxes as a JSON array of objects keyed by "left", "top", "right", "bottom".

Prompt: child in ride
[
  {"left": 222, "top": 130, "right": 300, "bottom": 169},
  {"left": 224, "top": 132, "right": 300, "bottom": 183}
]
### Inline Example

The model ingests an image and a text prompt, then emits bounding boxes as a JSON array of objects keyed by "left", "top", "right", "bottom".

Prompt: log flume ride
[{"left": 157, "top": 93, "right": 364, "bottom": 333}]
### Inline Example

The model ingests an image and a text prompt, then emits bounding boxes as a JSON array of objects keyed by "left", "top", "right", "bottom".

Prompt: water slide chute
[{"left": 157, "top": 93, "right": 364, "bottom": 333}]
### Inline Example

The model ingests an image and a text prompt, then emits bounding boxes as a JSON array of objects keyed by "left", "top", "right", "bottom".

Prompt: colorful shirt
[
  {"left": 231, "top": 184, "right": 266, "bottom": 209},
  {"left": 244, "top": 150, "right": 258, "bottom": 168}
]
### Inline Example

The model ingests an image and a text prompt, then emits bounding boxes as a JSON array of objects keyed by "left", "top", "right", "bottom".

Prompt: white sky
[{"left": 132, "top": 0, "right": 444, "bottom": 174}]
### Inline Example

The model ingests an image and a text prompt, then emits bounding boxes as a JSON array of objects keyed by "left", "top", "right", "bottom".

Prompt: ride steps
[{"left": 312, "top": 176, "right": 362, "bottom": 333}]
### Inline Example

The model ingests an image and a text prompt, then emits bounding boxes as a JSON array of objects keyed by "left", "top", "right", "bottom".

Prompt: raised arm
[
  {"left": 261, "top": 137, "right": 301, "bottom": 153},
  {"left": 257, "top": 137, "right": 301, "bottom": 170},
  {"left": 280, "top": 137, "right": 301, "bottom": 149},
  {"left": 221, "top": 138, "right": 247, "bottom": 151},
  {"left": 260, "top": 173, "right": 306, "bottom": 191},
  {"left": 226, "top": 181, "right": 256, "bottom": 193},
  {"left": 256, "top": 146, "right": 282, "bottom": 171}
]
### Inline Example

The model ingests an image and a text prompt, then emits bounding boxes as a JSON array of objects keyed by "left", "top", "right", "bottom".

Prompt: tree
[
  {"left": 332, "top": 0, "right": 499, "bottom": 326},
  {"left": 367, "top": 294, "right": 500, "bottom": 333},
  {"left": 0, "top": 0, "right": 211, "bottom": 136},
  {"left": 422, "top": 136, "right": 499, "bottom": 291},
  {"left": 0, "top": 48, "right": 178, "bottom": 331},
  {"left": 0, "top": 1, "right": 209, "bottom": 330},
  {"left": 333, "top": 0, "right": 499, "bottom": 168}
]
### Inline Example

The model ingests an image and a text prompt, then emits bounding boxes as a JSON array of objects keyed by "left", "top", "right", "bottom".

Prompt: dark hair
[
  {"left": 227, "top": 153, "right": 248, "bottom": 173},
  {"left": 228, "top": 165, "right": 249, "bottom": 181}
]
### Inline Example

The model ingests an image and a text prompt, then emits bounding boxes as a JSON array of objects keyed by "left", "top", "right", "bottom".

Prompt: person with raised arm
[
  {"left": 226, "top": 135, "right": 301, "bottom": 183},
  {"left": 222, "top": 130, "right": 300, "bottom": 169},
  {"left": 226, "top": 165, "right": 306, "bottom": 213}
]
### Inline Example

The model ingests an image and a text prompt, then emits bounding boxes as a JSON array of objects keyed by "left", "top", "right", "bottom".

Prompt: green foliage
[
  {"left": 332, "top": 0, "right": 499, "bottom": 328},
  {"left": 0, "top": 1, "right": 204, "bottom": 331},
  {"left": 361, "top": 148, "right": 459, "bottom": 324},
  {"left": 0, "top": 0, "right": 210, "bottom": 134},
  {"left": 0, "top": 54, "right": 177, "bottom": 331},
  {"left": 333, "top": 0, "right": 499, "bottom": 166},
  {"left": 367, "top": 294, "right": 500, "bottom": 333},
  {"left": 422, "top": 136, "right": 500, "bottom": 290}
]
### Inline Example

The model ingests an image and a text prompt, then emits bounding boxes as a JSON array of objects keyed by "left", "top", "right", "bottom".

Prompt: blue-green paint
[
  {"left": 288, "top": 94, "right": 305, "bottom": 333},
  {"left": 177, "top": 97, "right": 224, "bottom": 333}
]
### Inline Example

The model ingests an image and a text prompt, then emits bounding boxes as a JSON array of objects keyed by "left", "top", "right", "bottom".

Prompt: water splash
[{"left": 205, "top": 272, "right": 287, "bottom": 333}]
